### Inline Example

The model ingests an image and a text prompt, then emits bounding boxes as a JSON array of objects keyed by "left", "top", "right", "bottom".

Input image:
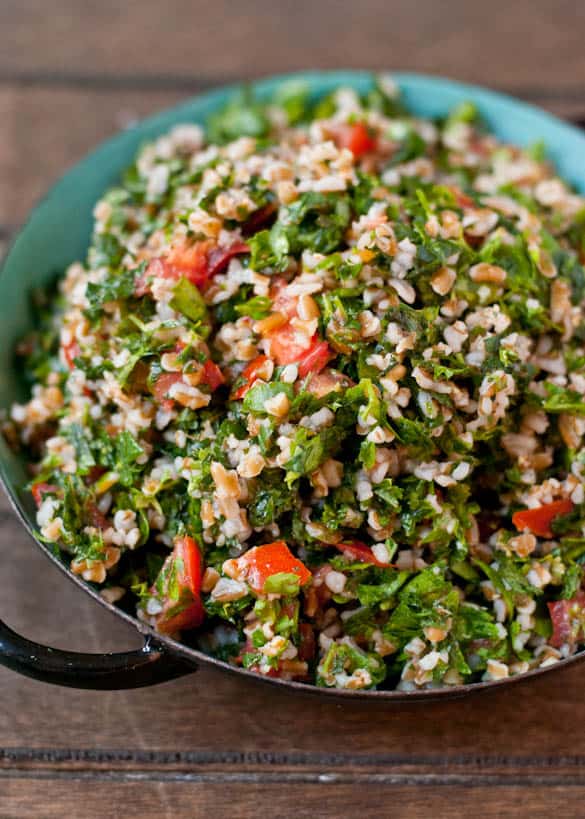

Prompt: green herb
[
  {"left": 206, "top": 87, "right": 270, "bottom": 143},
  {"left": 263, "top": 572, "right": 302, "bottom": 596},
  {"left": 234, "top": 295, "right": 271, "bottom": 319},
  {"left": 541, "top": 383, "right": 585, "bottom": 416},
  {"left": 317, "top": 641, "right": 386, "bottom": 688},
  {"left": 242, "top": 381, "right": 294, "bottom": 414},
  {"left": 561, "top": 564, "right": 583, "bottom": 599},
  {"left": 273, "top": 80, "right": 311, "bottom": 124},
  {"left": 383, "top": 566, "right": 460, "bottom": 649},
  {"left": 63, "top": 424, "right": 96, "bottom": 474},
  {"left": 86, "top": 267, "right": 137, "bottom": 316},
  {"left": 113, "top": 431, "right": 145, "bottom": 486},
  {"left": 170, "top": 277, "right": 209, "bottom": 323},
  {"left": 285, "top": 426, "right": 343, "bottom": 483}
]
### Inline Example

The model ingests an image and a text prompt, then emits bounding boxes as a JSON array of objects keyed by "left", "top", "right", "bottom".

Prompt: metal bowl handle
[{"left": 0, "top": 617, "right": 197, "bottom": 689}]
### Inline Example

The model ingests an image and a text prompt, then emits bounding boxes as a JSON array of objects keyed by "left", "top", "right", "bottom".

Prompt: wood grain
[
  {"left": 1, "top": 0, "right": 585, "bottom": 96},
  {"left": 2, "top": 2, "right": 585, "bottom": 816},
  {"left": 2, "top": 781, "right": 583, "bottom": 819},
  {"left": 0, "top": 87, "right": 185, "bottom": 228}
]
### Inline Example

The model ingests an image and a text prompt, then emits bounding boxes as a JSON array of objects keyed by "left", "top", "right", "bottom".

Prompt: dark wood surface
[{"left": 2, "top": 2, "right": 585, "bottom": 816}]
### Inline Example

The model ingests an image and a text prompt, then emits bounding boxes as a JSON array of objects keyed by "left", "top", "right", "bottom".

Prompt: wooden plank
[
  {"left": 0, "top": 86, "right": 185, "bottom": 228},
  {"left": 1, "top": 0, "right": 585, "bottom": 98},
  {"left": 0, "top": 83, "right": 584, "bottom": 233},
  {"left": 2, "top": 486, "right": 585, "bottom": 761},
  {"left": 2, "top": 779, "right": 584, "bottom": 819}
]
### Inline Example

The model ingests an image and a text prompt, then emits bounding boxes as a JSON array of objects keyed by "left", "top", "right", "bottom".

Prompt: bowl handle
[{"left": 0, "top": 617, "right": 197, "bottom": 689}]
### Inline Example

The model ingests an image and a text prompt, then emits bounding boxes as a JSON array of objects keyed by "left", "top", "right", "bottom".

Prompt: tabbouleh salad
[{"left": 5, "top": 76, "right": 585, "bottom": 691}]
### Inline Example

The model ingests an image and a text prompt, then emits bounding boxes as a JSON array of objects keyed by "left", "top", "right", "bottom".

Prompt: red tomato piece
[
  {"left": 238, "top": 541, "right": 312, "bottom": 594},
  {"left": 62, "top": 339, "right": 81, "bottom": 370},
  {"left": 206, "top": 241, "right": 250, "bottom": 279},
  {"left": 297, "top": 340, "right": 332, "bottom": 379},
  {"left": 164, "top": 240, "right": 213, "bottom": 288},
  {"left": 200, "top": 360, "right": 225, "bottom": 391},
  {"left": 335, "top": 122, "right": 377, "bottom": 157},
  {"left": 155, "top": 535, "right": 205, "bottom": 635},
  {"left": 136, "top": 241, "right": 249, "bottom": 295},
  {"left": 152, "top": 372, "right": 183, "bottom": 412},
  {"left": 269, "top": 325, "right": 315, "bottom": 366},
  {"left": 335, "top": 541, "right": 391, "bottom": 568},
  {"left": 31, "top": 482, "right": 58, "bottom": 508},
  {"left": 242, "top": 203, "right": 277, "bottom": 236},
  {"left": 446, "top": 185, "right": 474, "bottom": 209},
  {"left": 264, "top": 283, "right": 315, "bottom": 366},
  {"left": 548, "top": 591, "right": 585, "bottom": 648},
  {"left": 512, "top": 499, "right": 574, "bottom": 538},
  {"left": 231, "top": 354, "right": 271, "bottom": 400}
]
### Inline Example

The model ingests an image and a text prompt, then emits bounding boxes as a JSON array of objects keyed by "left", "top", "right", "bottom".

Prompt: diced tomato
[
  {"left": 200, "top": 360, "right": 225, "bottom": 391},
  {"left": 136, "top": 241, "right": 249, "bottom": 295},
  {"left": 265, "top": 284, "right": 319, "bottom": 366},
  {"left": 334, "top": 122, "right": 377, "bottom": 158},
  {"left": 297, "top": 340, "right": 332, "bottom": 379},
  {"left": 447, "top": 185, "right": 474, "bottom": 210},
  {"left": 152, "top": 372, "right": 183, "bottom": 412},
  {"left": 335, "top": 541, "right": 391, "bottom": 568},
  {"left": 304, "top": 368, "right": 353, "bottom": 398},
  {"left": 238, "top": 541, "right": 312, "bottom": 594},
  {"left": 165, "top": 240, "right": 213, "bottom": 288},
  {"left": 62, "top": 339, "right": 81, "bottom": 370},
  {"left": 242, "top": 203, "right": 277, "bottom": 236},
  {"left": 231, "top": 354, "right": 271, "bottom": 400},
  {"left": 298, "top": 623, "right": 316, "bottom": 662},
  {"left": 206, "top": 241, "right": 249, "bottom": 279},
  {"left": 154, "top": 535, "right": 205, "bottom": 635},
  {"left": 31, "top": 482, "right": 58, "bottom": 508},
  {"left": 512, "top": 499, "right": 574, "bottom": 538},
  {"left": 269, "top": 325, "right": 315, "bottom": 366},
  {"left": 548, "top": 591, "right": 585, "bottom": 648}
]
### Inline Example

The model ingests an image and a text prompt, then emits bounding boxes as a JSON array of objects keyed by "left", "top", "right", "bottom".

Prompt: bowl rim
[{"left": 2, "top": 68, "right": 585, "bottom": 700}]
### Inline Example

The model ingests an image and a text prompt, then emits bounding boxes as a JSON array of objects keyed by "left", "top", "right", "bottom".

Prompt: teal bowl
[{"left": 2, "top": 71, "right": 585, "bottom": 696}]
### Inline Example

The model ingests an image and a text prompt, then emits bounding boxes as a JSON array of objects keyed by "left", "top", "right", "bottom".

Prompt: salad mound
[{"left": 5, "top": 77, "right": 585, "bottom": 691}]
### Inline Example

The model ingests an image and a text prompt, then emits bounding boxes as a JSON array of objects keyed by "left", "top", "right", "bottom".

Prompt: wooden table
[{"left": 1, "top": 2, "right": 585, "bottom": 816}]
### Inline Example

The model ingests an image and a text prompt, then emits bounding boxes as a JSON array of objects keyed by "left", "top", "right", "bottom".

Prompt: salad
[{"left": 5, "top": 77, "right": 585, "bottom": 691}]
